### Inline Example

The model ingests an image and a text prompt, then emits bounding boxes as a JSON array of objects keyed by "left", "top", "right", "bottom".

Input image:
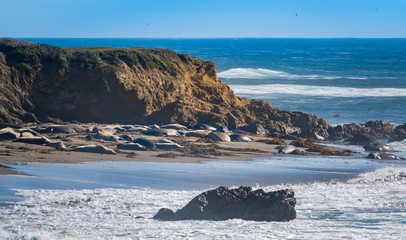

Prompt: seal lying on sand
[
  {"left": 193, "top": 123, "right": 216, "bottom": 131},
  {"left": 73, "top": 144, "right": 117, "bottom": 155},
  {"left": 229, "top": 134, "right": 252, "bottom": 142},
  {"left": 209, "top": 132, "right": 231, "bottom": 142},
  {"left": 278, "top": 145, "right": 297, "bottom": 154},
  {"left": 117, "top": 143, "right": 146, "bottom": 151},
  {"left": 14, "top": 136, "right": 50, "bottom": 145},
  {"left": 133, "top": 138, "right": 156, "bottom": 150},
  {"left": 155, "top": 140, "right": 183, "bottom": 149}
]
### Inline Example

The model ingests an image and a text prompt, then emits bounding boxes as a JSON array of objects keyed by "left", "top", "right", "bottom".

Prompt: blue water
[{"left": 21, "top": 38, "right": 406, "bottom": 125}]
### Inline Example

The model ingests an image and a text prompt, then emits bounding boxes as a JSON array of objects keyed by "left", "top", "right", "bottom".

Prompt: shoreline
[
  {"left": 1, "top": 121, "right": 403, "bottom": 177},
  {"left": 0, "top": 164, "right": 26, "bottom": 175},
  {"left": 0, "top": 121, "right": 359, "bottom": 177}
]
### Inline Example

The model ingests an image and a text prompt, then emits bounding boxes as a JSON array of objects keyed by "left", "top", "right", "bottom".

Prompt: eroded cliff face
[{"left": 0, "top": 39, "right": 330, "bottom": 134}]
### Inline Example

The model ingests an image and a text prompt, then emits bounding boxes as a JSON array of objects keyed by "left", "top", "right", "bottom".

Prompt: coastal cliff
[{"left": 0, "top": 39, "right": 330, "bottom": 135}]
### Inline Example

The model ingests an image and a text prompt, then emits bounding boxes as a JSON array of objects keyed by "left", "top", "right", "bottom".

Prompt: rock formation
[
  {"left": 153, "top": 186, "right": 296, "bottom": 222},
  {"left": 0, "top": 39, "right": 329, "bottom": 136}
]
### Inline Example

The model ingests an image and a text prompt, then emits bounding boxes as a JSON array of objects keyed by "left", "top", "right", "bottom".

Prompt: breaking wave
[
  {"left": 229, "top": 84, "right": 406, "bottom": 97},
  {"left": 218, "top": 68, "right": 367, "bottom": 80},
  {"left": 1, "top": 167, "right": 405, "bottom": 239}
]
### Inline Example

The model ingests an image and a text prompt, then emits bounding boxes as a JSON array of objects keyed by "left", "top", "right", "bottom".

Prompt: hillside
[{"left": 0, "top": 39, "right": 330, "bottom": 136}]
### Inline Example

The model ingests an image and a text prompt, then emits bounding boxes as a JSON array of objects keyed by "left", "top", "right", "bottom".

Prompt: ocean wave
[
  {"left": 347, "top": 167, "right": 406, "bottom": 184},
  {"left": 2, "top": 166, "right": 406, "bottom": 239},
  {"left": 388, "top": 140, "right": 406, "bottom": 157},
  {"left": 229, "top": 84, "right": 406, "bottom": 97},
  {"left": 218, "top": 68, "right": 367, "bottom": 80}
]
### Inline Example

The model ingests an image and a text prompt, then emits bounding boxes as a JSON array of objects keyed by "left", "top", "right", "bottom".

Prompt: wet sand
[
  {"left": 0, "top": 137, "right": 284, "bottom": 175},
  {"left": 0, "top": 123, "right": 351, "bottom": 176}
]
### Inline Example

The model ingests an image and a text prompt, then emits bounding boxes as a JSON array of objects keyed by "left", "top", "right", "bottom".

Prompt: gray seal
[
  {"left": 73, "top": 144, "right": 117, "bottom": 155},
  {"left": 133, "top": 138, "right": 156, "bottom": 150},
  {"left": 364, "top": 143, "right": 395, "bottom": 152},
  {"left": 117, "top": 143, "right": 146, "bottom": 151},
  {"left": 278, "top": 145, "right": 297, "bottom": 154},
  {"left": 367, "top": 152, "right": 403, "bottom": 160},
  {"left": 229, "top": 134, "right": 252, "bottom": 142}
]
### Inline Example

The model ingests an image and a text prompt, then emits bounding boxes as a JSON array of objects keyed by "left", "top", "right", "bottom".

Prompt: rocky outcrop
[
  {"left": 349, "top": 133, "right": 378, "bottom": 146},
  {"left": 153, "top": 186, "right": 296, "bottom": 222},
  {"left": 389, "top": 123, "right": 406, "bottom": 142},
  {"left": 328, "top": 120, "right": 399, "bottom": 141},
  {"left": 0, "top": 39, "right": 329, "bottom": 135}
]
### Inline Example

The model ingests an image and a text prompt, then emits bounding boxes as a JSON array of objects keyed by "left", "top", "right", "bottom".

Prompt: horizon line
[{"left": 8, "top": 37, "right": 406, "bottom": 40}]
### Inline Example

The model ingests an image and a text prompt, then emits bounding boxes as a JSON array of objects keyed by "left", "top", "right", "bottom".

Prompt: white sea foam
[
  {"left": 1, "top": 167, "right": 405, "bottom": 239},
  {"left": 229, "top": 84, "right": 406, "bottom": 97},
  {"left": 218, "top": 68, "right": 367, "bottom": 80},
  {"left": 388, "top": 140, "right": 406, "bottom": 157}
]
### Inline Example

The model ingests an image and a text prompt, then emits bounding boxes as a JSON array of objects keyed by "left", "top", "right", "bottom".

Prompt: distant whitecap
[
  {"left": 229, "top": 84, "right": 406, "bottom": 97},
  {"left": 218, "top": 68, "right": 367, "bottom": 80}
]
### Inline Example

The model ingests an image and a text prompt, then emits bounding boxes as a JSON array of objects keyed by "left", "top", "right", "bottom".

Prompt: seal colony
[{"left": 0, "top": 120, "right": 404, "bottom": 171}]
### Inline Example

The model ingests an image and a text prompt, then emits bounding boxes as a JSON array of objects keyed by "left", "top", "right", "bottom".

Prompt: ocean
[{"left": 1, "top": 38, "right": 405, "bottom": 239}]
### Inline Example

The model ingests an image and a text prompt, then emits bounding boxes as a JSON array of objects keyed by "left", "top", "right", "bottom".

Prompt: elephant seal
[
  {"left": 46, "top": 141, "right": 67, "bottom": 151},
  {"left": 209, "top": 132, "right": 231, "bottom": 142},
  {"left": 216, "top": 126, "right": 230, "bottom": 133},
  {"left": 117, "top": 143, "right": 146, "bottom": 151},
  {"left": 161, "top": 124, "right": 188, "bottom": 130},
  {"left": 0, "top": 128, "right": 20, "bottom": 140},
  {"left": 278, "top": 145, "right": 297, "bottom": 154},
  {"left": 73, "top": 144, "right": 117, "bottom": 155},
  {"left": 155, "top": 142, "right": 184, "bottom": 150},
  {"left": 14, "top": 136, "right": 51, "bottom": 145},
  {"left": 364, "top": 143, "right": 395, "bottom": 152},
  {"left": 367, "top": 152, "right": 403, "bottom": 160},
  {"left": 185, "top": 130, "right": 211, "bottom": 138},
  {"left": 142, "top": 129, "right": 180, "bottom": 137},
  {"left": 133, "top": 138, "right": 156, "bottom": 150},
  {"left": 229, "top": 134, "right": 253, "bottom": 142},
  {"left": 119, "top": 135, "right": 134, "bottom": 142},
  {"left": 193, "top": 123, "right": 216, "bottom": 131}
]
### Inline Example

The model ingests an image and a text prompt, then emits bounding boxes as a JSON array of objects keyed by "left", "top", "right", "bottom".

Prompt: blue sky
[{"left": 1, "top": 0, "right": 405, "bottom": 38}]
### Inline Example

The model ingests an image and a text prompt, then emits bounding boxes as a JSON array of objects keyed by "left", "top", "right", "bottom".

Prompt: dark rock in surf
[
  {"left": 153, "top": 186, "right": 296, "bottom": 222},
  {"left": 364, "top": 120, "right": 395, "bottom": 139},
  {"left": 389, "top": 123, "right": 406, "bottom": 142},
  {"left": 349, "top": 133, "right": 378, "bottom": 146},
  {"left": 153, "top": 208, "right": 181, "bottom": 221},
  {"left": 328, "top": 121, "right": 396, "bottom": 141}
]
